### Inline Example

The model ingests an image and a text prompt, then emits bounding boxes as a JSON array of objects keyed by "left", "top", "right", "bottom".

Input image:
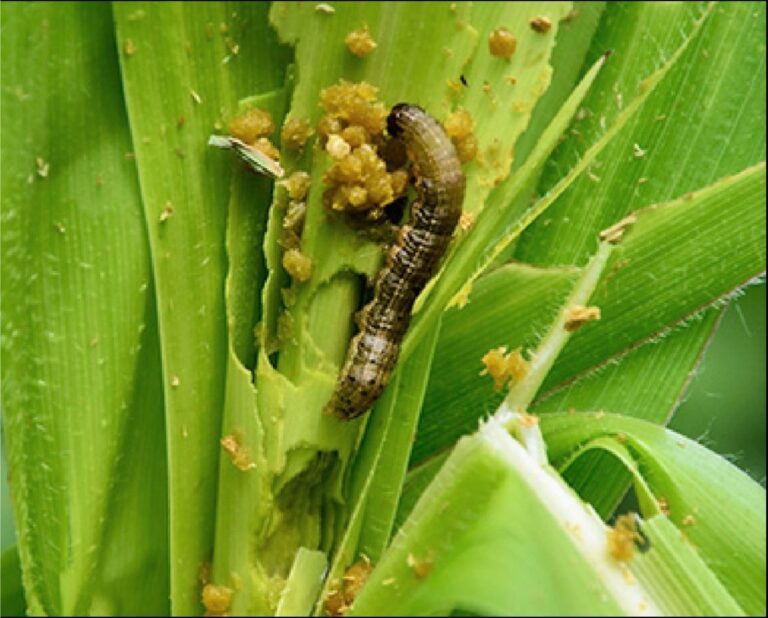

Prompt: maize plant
[{"left": 1, "top": 2, "right": 765, "bottom": 616}]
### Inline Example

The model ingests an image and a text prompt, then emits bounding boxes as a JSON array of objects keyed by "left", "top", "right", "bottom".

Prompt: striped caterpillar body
[{"left": 326, "top": 103, "right": 466, "bottom": 420}]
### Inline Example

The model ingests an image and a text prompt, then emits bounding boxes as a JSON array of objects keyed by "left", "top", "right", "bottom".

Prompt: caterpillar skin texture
[{"left": 327, "top": 103, "right": 466, "bottom": 420}]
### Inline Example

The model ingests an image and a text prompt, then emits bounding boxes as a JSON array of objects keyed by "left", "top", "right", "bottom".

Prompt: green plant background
[
  {"left": 0, "top": 0, "right": 764, "bottom": 561},
  {"left": 1, "top": 1, "right": 765, "bottom": 615},
  {"left": 7, "top": 284, "right": 766, "bottom": 548}
]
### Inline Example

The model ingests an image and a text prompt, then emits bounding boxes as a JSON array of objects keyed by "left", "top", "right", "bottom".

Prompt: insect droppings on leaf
[
  {"left": 342, "top": 557, "right": 373, "bottom": 599},
  {"left": 280, "top": 198, "right": 308, "bottom": 251},
  {"left": 324, "top": 582, "right": 346, "bottom": 617},
  {"left": 406, "top": 552, "right": 433, "bottom": 578},
  {"left": 529, "top": 16, "right": 553, "bottom": 33},
  {"left": 159, "top": 201, "right": 174, "bottom": 222},
  {"left": 282, "top": 248, "right": 313, "bottom": 283},
  {"left": 488, "top": 27, "right": 517, "bottom": 59},
  {"left": 345, "top": 25, "right": 377, "bottom": 57},
  {"left": 607, "top": 513, "right": 642, "bottom": 562},
  {"left": 281, "top": 117, "right": 313, "bottom": 151},
  {"left": 224, "top": 36, "right": 240, "bottom": 56},
  {"left": 459, "top": 211, "right": 475, "bottom": 231},
  {"left": 443, "top": 108, "right": 478, "bottom": 163},
  {"left": 229, "top": 107, "right": 275, "bottom": 143},
  {"left": 208, "top": 132, "right": 283, "bottom": 179},
  {"left": 657, "top": 496, "right": 670, "bottom": 516},
  {"left": 251, "top": 137, "right": 280, "bottom": 162},
  {"left": 318, "top": 80, "right": 406, "bottom": 221},
  {"left": 282, "top": 171, "right": 312, "bottom": 201},
  {"left": 220, "top": 432, "right": 256, "bottom": 471},
  {"left": 201, "top": 583, "right": 233, "bottom": 615},
  {"left": 326, "top": 134, "right": 352, "bottom": 160},
  {"left": 35, "top": 157, "right": 49, "bottom": 179},
  {"left": 480, "top": 346, "right": 528, "bottom": 391}
]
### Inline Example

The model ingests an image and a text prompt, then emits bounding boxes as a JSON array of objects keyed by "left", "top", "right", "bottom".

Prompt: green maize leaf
[
  {"left": 542, "top": 412, "right": 767, "bottom": 615},
  {"left": 241, "top": 4, "right": 573, "bottom": 611},
  {"left": 362, "top": 410, "right": 753, "bottom": 617},
  {"left": 633, "top": 515, "right": 743, "bottom": 616},
  {"left": 275, "top": 548, "right": 327, "bottom": 617},
  {"left": 413, "top": 263, "right": 579, "bottom": 464},
  {"left": 483, "top": 2, "right": 606, "bottom": 272},
  {"left": 409, "top": 163, "right": 764, "bottom": 519},
  {"left": 113, "top": 3, "right": 290, "bottom": 613},
  {"left": 1, "top": 2, "right": 166, "bottom": 614},
  {"left": 533, "top": 310, "right": 722, "bottom": 422},
  {"left": 534, "top": 309, "right": 723, "bottom": 517},
  {"left": 3, "top": 2, "right": 764, "bottom": 616},
  {"left": 668, "top": 284, "right": 767, "bottom": 482},
  {"left": 222, "top": 93, "right": 288, "bottom": 370},
  {"left": 314, "top": 322, "right": 441, "bottom": 615},
  {"left": 87, "top": 313, "right": 168, "bottom": 616},
  {"left": 426, "top": 163, "right": 765, "bottom": 452},
  {"left": 351, "top": 321, "right": 441, "bottom": 562},
  {"left": 409, "top": 0, "right": 764, "bottom": 493},
  {"left": 1, "top": 547, "right": 26, "bottom": 617},
  {"left": 511, "top": 2, "right": 606, "bottom": 174},
  {"left": 532, "top": 163, "right": 765, "bottom": 515},
  {"left": 516, "top": 0, "right": 766, "bottom": 521},
  {"left": 540, "top": 162, "right": 766, "bottom": 395},
  {"left": 262, "top": 0, "right": 568, "bottom": 464},
  {"left": 353, "top": 416, "right": 634, "bottom": 616},
  {"left": 393, "top": 453, "right": 450, "bottom": 532},
  {"left": 516, "top": 1, "right": 715, "bottom": 265},
  {"left": 209, "top": 89, "right": 286, "bottom": 615}
]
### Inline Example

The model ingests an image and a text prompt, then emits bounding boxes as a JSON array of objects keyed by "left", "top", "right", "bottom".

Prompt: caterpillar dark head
[{"left": 387, "top": 103, "right": 425, "bottom": 137}]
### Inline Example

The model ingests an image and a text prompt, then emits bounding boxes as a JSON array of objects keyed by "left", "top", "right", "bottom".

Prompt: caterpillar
[{"left": 326, "top": 103, "right": 466, "bottom": 420}]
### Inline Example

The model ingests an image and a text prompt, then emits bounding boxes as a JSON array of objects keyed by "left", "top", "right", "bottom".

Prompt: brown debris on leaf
[
  {"left": 599, "top": 213, "right": 638, "bottom": 244},
  {"left": 529, "top": 16, "right": 552, "bottom": 34},
  {"left": 564, "top": 305, "right": 601, "bottom": 332},
  {"left": 324, "top": 557, "right": 373, "bottom": 616},
  {"left": 220, "top": 432, "right": 256, "bottom": 471}
]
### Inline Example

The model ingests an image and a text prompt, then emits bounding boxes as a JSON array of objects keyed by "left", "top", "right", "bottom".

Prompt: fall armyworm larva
[{"left": 326, "top": 103, "right": 466, "bottom": 420}]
